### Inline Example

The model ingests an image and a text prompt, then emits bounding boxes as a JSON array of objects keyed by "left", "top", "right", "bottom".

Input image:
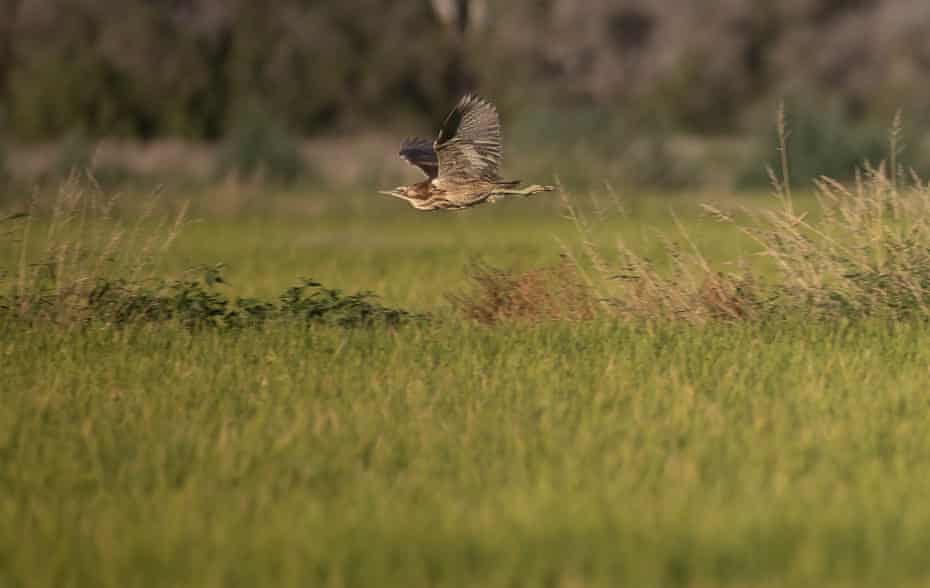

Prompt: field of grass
[{"left": 3, "top": 181, "right": 930, "bottom": 587}]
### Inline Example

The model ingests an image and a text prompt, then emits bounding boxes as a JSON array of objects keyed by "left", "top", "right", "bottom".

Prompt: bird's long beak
[{"left": 378, "top": 190, "right": 397, "bottom": 197}]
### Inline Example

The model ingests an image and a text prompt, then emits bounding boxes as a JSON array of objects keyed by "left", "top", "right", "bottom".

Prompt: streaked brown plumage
[{"left": 380, "top": 95, "right": 554, "bottom": 211}]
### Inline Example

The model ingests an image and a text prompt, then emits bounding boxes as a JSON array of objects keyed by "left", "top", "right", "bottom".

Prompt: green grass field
[{"left": 3, "top": 184, "right": 930, "bottom": 587}]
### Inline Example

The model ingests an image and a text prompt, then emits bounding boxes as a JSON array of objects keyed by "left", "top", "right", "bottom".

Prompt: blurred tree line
[{"left": 1, "top": 0, "right": 928, "bottom": 141}]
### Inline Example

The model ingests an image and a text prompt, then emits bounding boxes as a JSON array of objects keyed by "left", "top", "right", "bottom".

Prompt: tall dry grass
[
  {"left": 457, "top": 110, "right": 930, "bottom": 324},
  {"left": 1, "top": 174, "right": 188, "bottom": 323},
  {"left": 701, "top": 110, "right": 930, "bottom": 320}
]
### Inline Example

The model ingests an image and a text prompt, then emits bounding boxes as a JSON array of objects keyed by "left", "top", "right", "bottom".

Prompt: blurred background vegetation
[{"left": 1, "top": 0, "right": 929, "bottom": 191}]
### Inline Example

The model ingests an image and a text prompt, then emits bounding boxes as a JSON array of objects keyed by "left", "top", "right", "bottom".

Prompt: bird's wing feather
[
  {"left": 434, "top": 95, "right": 502, "bottom": 186},
  {"left": 399, "top": 137, "right": 439, "bottom": 178}
]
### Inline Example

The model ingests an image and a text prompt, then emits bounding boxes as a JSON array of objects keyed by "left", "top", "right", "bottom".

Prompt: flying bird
[{"left": 379, "top": 95, "right": 554, "bottom": 211}]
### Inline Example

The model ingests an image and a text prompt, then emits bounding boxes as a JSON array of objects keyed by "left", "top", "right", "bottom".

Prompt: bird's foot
[
  {"left": 521, "top": 184, "right": 555, "bottom": 196},
  {"left": 495, "top": 185, "right": 555, "bottom": 198}
]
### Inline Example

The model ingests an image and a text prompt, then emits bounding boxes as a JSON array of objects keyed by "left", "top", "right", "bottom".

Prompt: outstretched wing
[
  {"left": 399, "top": 137, "right": 438, "bottom": 179},
  {"left": 434, "top": 95, "right": 502, "bottom": 186}
]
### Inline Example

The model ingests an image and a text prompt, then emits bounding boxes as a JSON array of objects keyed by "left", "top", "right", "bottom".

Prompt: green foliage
[
  {"left": 1, "top": 265, "right": 422, "bottom": 329},
  {"left": 214, "top": 107, "right": 306, "bottom": 185},
  {"left": 2, "top": 1, "right": 456, "bottom": 140},
  {"left": 6, "top": 2, "right": 930, "bottom": 141},
  {"left": 276, "top": 278, "right": 418, "bottom": 328}
]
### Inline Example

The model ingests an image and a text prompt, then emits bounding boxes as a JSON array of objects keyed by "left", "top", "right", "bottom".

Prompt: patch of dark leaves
[{"left": 0, "top": 266, "right": 424, "bottom": 330}]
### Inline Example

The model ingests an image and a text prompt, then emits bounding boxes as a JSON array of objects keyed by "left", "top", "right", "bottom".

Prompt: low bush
[{"left": 0, "top": 269, "right": 421, "bottom": 329}]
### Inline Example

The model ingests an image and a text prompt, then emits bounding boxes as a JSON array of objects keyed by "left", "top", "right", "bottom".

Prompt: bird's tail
[{"left": 494, "top": 179, "right": 521, "bottom": 188}]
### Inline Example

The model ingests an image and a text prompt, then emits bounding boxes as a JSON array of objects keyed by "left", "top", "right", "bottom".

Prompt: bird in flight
[{"left": 379, "top": 95, "right": 554, "bottom": 211}]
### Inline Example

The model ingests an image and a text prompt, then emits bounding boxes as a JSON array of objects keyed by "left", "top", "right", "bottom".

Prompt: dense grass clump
[
  {"left": 449, "top": 259, "right": 598, "bottom": 324},
  {"left": 460, "top": 159, "right": 930, "bottom": 324},
  {"left": 462, "top": 113, "right": 930, "bottom": 324}
]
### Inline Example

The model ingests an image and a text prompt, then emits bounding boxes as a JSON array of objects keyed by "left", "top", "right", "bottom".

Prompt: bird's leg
[{"left": 491, "top": 185, "right": 555, "bottom": 198}]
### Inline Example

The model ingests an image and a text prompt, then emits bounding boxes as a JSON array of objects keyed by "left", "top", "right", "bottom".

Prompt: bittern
[{"left": 379, "top": 95, "right": 554, "bottom": 211}]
